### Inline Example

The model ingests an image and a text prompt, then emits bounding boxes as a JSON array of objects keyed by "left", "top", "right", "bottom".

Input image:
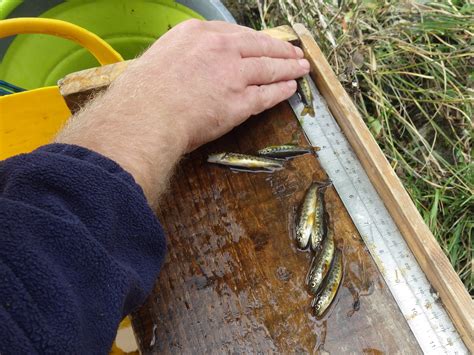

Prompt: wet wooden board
[
  {"left": 59, "top": 31, "right": 473, "bottom": 344},
  {"left": 58, "top": 24, "right": 472, "bottom": 353},
  {"left": 130, "top": 102, "right": 421, "bottom": 353}
]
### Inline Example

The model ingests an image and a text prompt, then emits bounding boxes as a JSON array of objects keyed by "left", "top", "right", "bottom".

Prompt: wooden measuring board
[
  {"left": 130, "top": 102, "right": 421, "bottom": 353},
  {"left": 59, "top": 25, "right": 473, "bottom": 353}
]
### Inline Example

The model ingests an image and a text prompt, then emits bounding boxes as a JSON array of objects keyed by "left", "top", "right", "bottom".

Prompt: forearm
[{"left": 56, "top": 74, "right": 187, "bottom": 206}]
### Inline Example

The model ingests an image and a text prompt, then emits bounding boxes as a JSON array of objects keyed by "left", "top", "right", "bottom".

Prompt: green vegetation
[{"left": 225, "top": 0, "right": 473, "bottom": 293}]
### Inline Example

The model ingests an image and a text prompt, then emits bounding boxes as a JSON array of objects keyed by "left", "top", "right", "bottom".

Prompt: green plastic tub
[{"left": 0, "top": 0, "right": 235, "bottom": 89}]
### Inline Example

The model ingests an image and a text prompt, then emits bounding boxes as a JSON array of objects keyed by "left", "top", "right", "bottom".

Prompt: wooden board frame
[{"left": 58, "top": 24, "right": 473, "bottom": 351}]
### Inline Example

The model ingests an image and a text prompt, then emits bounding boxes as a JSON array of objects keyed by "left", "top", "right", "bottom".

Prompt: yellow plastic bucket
[
  {"left": 0, "top": 86, "right": 71, "bottom": 159},
  {"left": 0, "top": 17, "right": 123, "bottom": 160}
]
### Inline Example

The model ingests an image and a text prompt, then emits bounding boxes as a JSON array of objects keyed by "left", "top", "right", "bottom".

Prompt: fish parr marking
[
  {"left": 307, "top": 226, "right": 335, "bottom": 295},
  {"left": 312, "top": 249, "right": 343, "bottom": 317},
  {"left": 310, "top": 186, "right": 327, "bottom": 251},
  {"left": 257, "top": 144, "right": 311, "bottom": 159},
  {"left": 207, "top": 152, "right": 283, "bottom": 172},
  {"left": 296, "top": 183, "right": 319, "bottom": 249},
  {"left": 297, "top": 76, "right": 315, "bottom": 117}
]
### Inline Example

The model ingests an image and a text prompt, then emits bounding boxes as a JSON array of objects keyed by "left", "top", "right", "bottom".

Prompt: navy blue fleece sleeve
[{"left": 0, "top": 144, "right": 166, "bottom": 354}]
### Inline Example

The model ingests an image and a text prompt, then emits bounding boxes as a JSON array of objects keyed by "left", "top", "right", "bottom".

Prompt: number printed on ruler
[{"left": 288, "top": 79, "right": 468, "bottom": 354}]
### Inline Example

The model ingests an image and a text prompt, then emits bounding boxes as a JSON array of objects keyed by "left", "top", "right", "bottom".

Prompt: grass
[{"left": 224, "top": 0, "right": 473, "bottom": 294}]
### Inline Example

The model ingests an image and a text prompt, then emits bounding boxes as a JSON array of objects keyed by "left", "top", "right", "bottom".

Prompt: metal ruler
[{"left": 288, "top": 78, "right": 468, "bottom": 354}]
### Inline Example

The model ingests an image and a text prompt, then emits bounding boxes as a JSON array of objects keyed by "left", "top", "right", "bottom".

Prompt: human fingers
[
  {"left": 234, "top": 31, "right": 303, "bottom": 59},
  {"left": 242, "top": 57, "right": 309, "bottom": 85},
  {"left": 244, "top": 80, "right": 297, "bottom": 117}
]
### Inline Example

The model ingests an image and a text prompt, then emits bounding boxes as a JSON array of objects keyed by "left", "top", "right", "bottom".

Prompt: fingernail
[
  {"left": 287, "top": 80, "right": 297, "bottom": 90},
  {"left": 294, "top": 46, "right": 304, "bottom": 57},
  {"left": 298, "top": 59, "right": 310, "bottom": 69}
]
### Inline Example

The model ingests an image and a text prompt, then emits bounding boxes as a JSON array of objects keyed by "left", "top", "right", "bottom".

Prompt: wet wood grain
[
  {"left": 58, "top": 24, "right": 472, "bottom": 351},
  {"left": 131, "top": 102, "right": 421, "bottom": 354}
]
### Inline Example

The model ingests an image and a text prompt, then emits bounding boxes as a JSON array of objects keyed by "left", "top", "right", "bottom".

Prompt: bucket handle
[{"left": 0, "top": 17, "right": 124, "bottom": 65}]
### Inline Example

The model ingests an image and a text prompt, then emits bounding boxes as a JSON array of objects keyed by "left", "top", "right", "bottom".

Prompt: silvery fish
[
  {"left": 309, "top": 184, "right": 329, "bottom": 251},
  {"left": 297, "top": 76, "right": 315, "bottom": 117},
  {"left": 307, "top": 224, "right": 335, "bottom": 295},
  {"left": 207, "top": 152, "right": 283, "bottom": 172},
  {"left": 257, "top": 144, "right": 311, "bottom": 159},
  {"left": 296, "top": 183, "right": 319, "bottom": 249},
  {"left": 312, "top": 249, "right": 343, "bottom": 317}
]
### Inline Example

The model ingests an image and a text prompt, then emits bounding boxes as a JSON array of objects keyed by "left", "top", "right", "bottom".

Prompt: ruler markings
[{"left": 288, "top": 78, "right": 467, "bottom": 354}]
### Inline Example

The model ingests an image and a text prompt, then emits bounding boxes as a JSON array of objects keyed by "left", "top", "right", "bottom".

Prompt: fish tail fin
[
  {"left": 324, "top": 209, "right": 332, "bottom": 228},
  {"left": 310, "top": 145, "right": 321, "bottom": 153},
  {"left": 301, "top": 106, "right": 316, "bottom": 117},
  {"left": 305, "top": 256, "right": 317, "bottom": 284},
  {"left": 314, "top": 180, "right": 333, "bottom": 189}
]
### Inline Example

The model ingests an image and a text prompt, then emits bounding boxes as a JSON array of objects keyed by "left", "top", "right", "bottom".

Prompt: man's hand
[{"left": 56, "top": 20, "right": 310, "bottom": 205}]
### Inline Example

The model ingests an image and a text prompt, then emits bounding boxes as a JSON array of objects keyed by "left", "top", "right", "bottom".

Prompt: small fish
[
  {"left": 257, "top": 144, "right": 311, "bottom": 159},
  {"left": 295, "top": 182, "right": 326, "bottom": 249},
  {"left": 312, "top": 249, "right": 343, "bottom": 317},
  {"left": 207, "top": 152, "right": 283, "bottom": 172},
  {"left": 297, "top": 76, "right": 315, "bottom": 117},
  {"left": 307, "top": 224, "right": 335, "bottom": 295},
  {"left": 310, "top": 184, "right": 329, "bottom": 251}
]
